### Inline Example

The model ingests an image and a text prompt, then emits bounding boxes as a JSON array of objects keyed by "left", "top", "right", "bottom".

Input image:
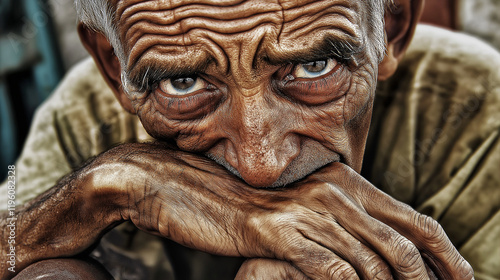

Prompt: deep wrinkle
[
  {"left": 119, "top": 0, "right": 362, "bottom": 76},
  {"left": 278, "top": 63, "right": 351, "bottom": 106},
  {"left": 6, "top": 1, "right": 477, "bottom": 279},
  {"left": 152, "top": 84, "right": 224, "bottom": 120},
  {"left": 117, "top": 0, "right": 378, "bottom": 186},
  {"left": 127, "top": 34, "right": 362, "bottom": 92}
]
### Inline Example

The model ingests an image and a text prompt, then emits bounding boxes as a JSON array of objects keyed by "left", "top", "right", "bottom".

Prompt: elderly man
[{"left": 1, "top": 0, "right": 499, "bottom": 279}]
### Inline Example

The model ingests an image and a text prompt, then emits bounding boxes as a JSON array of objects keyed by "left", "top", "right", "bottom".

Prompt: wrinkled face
[{"left": 116, "top": 0, "right": 382, "bottom": 188}]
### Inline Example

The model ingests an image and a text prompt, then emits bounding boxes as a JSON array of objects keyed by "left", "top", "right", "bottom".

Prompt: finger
[
  {"left": 315, "top": 163, "right": 473, "bottom": 280},
  {"left": 296, "top": 212, "right": 393, "bottom": 280},
  {"left": 358, "top": 187, "right": 474, "bottom": 280},
  {"left": 235, "top": 258, "right": 309, "bottom": 280},
  {"left": 400, "top": 211, "right": 474, "bottom": 280},
  {"left": 283, "top": 238, "right": 361, "bottom": 280},
  {"left": 242, "top": 207, "right": 361, "bottom": 279},
  {"left": 305, "top": 181, "right": 430, "bottom": 279},
  {"left": 340, "top": 216, "right": 430, "bottom": 279}
]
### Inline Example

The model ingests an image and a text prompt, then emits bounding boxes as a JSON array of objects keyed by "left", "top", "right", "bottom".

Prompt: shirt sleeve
[
  {"left": 0, "top": 57, "right": 145, "bottom": 206},
  {"left": 364, "top": 25, "right": 500, "bottom": 279}
]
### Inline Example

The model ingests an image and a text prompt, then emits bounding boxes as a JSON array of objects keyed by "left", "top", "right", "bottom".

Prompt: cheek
[
  {"left": 135, "top": 98, "right": 178, "bottom": 138},
  {"left": 343, "top": 66, "right": 377, "bottom": 123},
  {"left": 306, "top": 69, "right": 375, "bottom": 125},
  {"left": 294, "top": 66, "right": 376, "bottom": 150},
  {"left": 135, "top": 98, "right": 221, "bottom": 151},
  {"left": 133, "top": 63, "right": 376, "bottom": 157},
  {"left": 297, "top": 103, "right": 349, "bottom": 150}
]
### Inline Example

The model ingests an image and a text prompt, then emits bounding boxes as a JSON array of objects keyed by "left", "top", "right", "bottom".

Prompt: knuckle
[
  {"left": 327, "top": 262, "right": 359, "bottom": 280},
  {"left": 415, "top": 213, "right": 444, "bottom": 242},
  {"left": 303, "top": 181, "right": 333, "bottom": 201},
  {"left": 393, "top": 237, "right": 421, "bottom": 270},
  {"left": 246, "top": 211, "right": 288, "bottom": 235},
  {"left": 244, "top": 213, "right": 281, "bottom": 256},
  {"left": 240, "top": 259, "right": 277, "bottom": 278},
  {"left": 365, "top": 257, "right": 392, "bottom": 280},
  {"left": 372, "top": 269, "right": 393, "bottom": 280},
  {"left": 456, "top": 256, "right": 475, "bottom": 279}
]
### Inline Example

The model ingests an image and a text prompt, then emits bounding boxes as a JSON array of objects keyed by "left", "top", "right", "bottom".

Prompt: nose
[{"left": 221, "top": 95, "right": 301, "bottom": 188}]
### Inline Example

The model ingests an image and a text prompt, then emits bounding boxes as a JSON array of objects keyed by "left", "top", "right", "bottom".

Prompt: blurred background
[{"left": 1, "top": 0, "right": 500, "bottom": 181}]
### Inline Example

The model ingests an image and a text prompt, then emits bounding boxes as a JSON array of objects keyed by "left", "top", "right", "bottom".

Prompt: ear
[
  {"left": 78, "top": 23, "right": 136, "bottom": 114},
  {"left": 378, "top": 0, "right": 424, "bottom": 81}
]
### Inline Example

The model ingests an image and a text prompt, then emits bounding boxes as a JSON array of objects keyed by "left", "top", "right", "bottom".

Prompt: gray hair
[
  {"left": 368, "top": 0, "right": 392, "bottom": 62},
  {"left": 74, "top": 0, "right": 126, "bottom": 67}
]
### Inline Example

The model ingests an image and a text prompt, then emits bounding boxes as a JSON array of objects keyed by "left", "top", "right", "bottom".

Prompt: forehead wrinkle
[
  {"left": 125, "top": 17, "right": 281, "bottom": 71},
  {"left": 281, "top": 1, "right": 361, "bottom": 40},
  {"left": 126, "top": 0, "right": 247, "bottom": 11},
  {"left": 126, "top": 33, "right": 190, "bottom": 67},
  {"left": 120, "top": 3, "right": 283, "bottom": 58},
  {"left": 263, "top": 1, "right": 363, "bottom": 63},
  {"left": 172, "top": 1, "right": 282, "bottom": 21},
  {"left": 120, "top": 2, "right": 287, "bottom": 78},
  {"left": 125, "top": 24, "right": 182, "bottom": 51},
  {"left": 280, "top": 0, "right": 359, "bottom": 15},
  {"left": 127, "top": 34, "right": 230, "bottom": 80},
  {"left": 119, "top": 0, "right": 282, "bottom": 32},
  {"left": 121, "top": 5, "right": 283, "bottom": 38},
  {"left": 126, "top": 15, "right": 282, "bottom": 39},
  {"left": 283, "top": 16, "right": 360, "bottom": 43},
  {"left": 117, "top": 0, "right": 160, "bottom": 28}
]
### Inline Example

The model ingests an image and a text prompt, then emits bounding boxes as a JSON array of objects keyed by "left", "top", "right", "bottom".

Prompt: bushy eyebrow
[
  {"left": 266, "top": 35, "right": 364, "bottom": 65},
  {"left": 126, "top": 34, "right": 362, "bottom": 89},
  {"left": 127, "top": 55, "right": 214, "bottom": 90}
]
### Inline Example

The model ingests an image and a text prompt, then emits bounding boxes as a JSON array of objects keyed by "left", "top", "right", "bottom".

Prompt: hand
[
  {"left": 285, "top": 163, "right": 469, "bottom": 279},
  {"left": 95, "top": 143, "right": 473, "bottom": 279},
  {"left": 234, "top": 259, "right": 440, "bottom": 280},
  {"left": 233, "top": 163, "right": 470, "bottom": 279},
  {"left": 235, "top": 259, "right": 309, "bottom": 280},
  {"left": 4, "top": 142, "right": 471, "bottom": 279}
]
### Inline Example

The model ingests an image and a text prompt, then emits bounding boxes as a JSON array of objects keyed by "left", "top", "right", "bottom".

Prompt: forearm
[{"left": 0, "top": 164, "right": 123, "bottom": 278}]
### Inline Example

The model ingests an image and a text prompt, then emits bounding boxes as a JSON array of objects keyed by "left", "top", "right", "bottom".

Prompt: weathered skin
[
  {"left": 0, "top": 0, "right": 475, "bottom": 279},
  {"left": 117, "top": 0, "right": 376, "bottom": 188}
]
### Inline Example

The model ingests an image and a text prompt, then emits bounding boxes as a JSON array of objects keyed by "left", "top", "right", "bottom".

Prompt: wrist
[
  {"left": 1, "top": 161, "right": 125, "bottom": 276},
  {"left": 79, "top": 161, "right": 129, "bottom": 224}
]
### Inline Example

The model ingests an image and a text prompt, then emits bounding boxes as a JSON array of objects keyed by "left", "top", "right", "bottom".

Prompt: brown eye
[
  {"left": 159, "top": 76, "right": 207, "bottom": 96},
  {"left": 293, "top": 58, "right": 337, "bottom": 78}
]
